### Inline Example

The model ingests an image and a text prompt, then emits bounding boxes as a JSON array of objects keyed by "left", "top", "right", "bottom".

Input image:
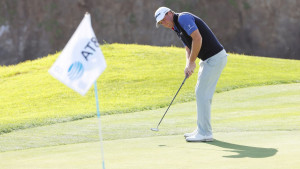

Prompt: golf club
[{"left": 151, "top": 74, "right": 189, "bottom": 132}]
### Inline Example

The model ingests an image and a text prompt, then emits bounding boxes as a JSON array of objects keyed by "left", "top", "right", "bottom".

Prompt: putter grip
[{"left": 183, "top": 73, "right": 188, "bottom": 84}]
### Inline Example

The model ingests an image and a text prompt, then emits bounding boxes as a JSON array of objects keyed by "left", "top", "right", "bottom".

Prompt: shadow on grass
[{"left": 206, "top": 139, "right": 278, "bottom": 158}]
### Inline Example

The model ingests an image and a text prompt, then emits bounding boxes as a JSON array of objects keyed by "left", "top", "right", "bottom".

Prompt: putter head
[{"left": 151, "top": 128, "right": 159, "bottom": 132}]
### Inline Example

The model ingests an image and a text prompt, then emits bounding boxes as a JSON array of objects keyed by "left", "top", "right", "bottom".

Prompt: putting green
[
  {"left": 0, "top": 131, "right": 299, "bottom": 169},
  {"left": 1, "top": 83, "right": 299, "bottom": 152},
  {"left": 0, "top": 83, "right": 299, "bottom": 168}
]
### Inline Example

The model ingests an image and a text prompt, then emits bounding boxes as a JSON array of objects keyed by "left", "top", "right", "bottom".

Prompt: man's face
[{"left": 158, "top": 12, "right": 174, "bottom": 29}]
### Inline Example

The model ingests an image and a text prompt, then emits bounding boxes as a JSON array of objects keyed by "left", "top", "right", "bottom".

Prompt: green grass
[
  {"left": 0, "top": 83, "right": 299, "bottom": 168},
  {"left": 0, "top": 43, "right": 300, "bottom": 134},
  {"left": 1, "top": 131, "right": 300, "bottom": 169},
  {"left": 0, "top": 42, "right": 299, "bottom": 168},
  {"left": 1, "top": 83, "right": 299, "bottom": 152}
]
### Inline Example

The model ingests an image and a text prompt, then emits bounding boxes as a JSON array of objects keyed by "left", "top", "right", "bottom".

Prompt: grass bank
[{"left": 0, "top": 44, "right": 299, "bottom": 134}]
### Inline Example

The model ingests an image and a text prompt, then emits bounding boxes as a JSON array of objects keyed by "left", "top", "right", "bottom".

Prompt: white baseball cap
[{"left": 154, "top": 7, "right": 171, "bottom": 28}]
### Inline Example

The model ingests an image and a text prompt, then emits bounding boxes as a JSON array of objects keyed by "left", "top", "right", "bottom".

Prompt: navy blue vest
[{"left": 173, "top": 13, "right": 223, "bottom": 61}]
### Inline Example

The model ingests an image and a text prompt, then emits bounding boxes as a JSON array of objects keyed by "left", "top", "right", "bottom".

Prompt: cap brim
[
  {"left": 156, "top": 22, "right": 159, "bottom": 28},
  {"left": 155, "top": 13, "right": 165, "bottom": 28},
  {"left": 155, "top": 8, "right": 170, "bottom": 28},
  {"left": 155, "top": 18, "right": 163, "bottom": 28}
]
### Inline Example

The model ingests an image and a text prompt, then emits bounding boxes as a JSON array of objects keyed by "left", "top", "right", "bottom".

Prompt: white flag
[{"left": 49, "top": 13, "right": 106, "bottom": 96}]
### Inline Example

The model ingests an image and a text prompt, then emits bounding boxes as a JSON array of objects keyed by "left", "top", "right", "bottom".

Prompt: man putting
[{"left": 154, "top": 7, "right": 228, "bottom": 142}]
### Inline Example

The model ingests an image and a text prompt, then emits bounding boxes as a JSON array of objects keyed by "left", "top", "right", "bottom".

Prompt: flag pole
[{"left": 94, "top": 81, "right": 106, "bottom": 169}]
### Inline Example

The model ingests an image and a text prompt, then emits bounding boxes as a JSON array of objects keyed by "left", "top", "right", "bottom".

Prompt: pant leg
[{"left": 195, "top": 50, "right": 228, "bottom": 136}]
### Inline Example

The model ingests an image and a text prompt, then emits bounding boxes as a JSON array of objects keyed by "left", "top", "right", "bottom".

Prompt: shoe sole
[
  {"left": 184, "top": 135, "right": 193, "bottom": 138},
  {"left": 184, "top": 133, "right": 198, "bottom": 138},
  {"left": 186, "top": 138, "right": 214, "bottom": 142},
  {"left": 183, "top": 130, "right": 198, "bottom": 138}
]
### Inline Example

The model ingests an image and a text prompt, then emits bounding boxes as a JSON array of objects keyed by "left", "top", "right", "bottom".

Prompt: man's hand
[{"left": 184, "top": 61, "right": 196, "bottom": 77}]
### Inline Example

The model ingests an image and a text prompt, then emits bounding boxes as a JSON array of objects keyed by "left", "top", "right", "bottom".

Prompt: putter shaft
[{"left": 153, "top": 74, "right": 188, "bottom": 130}]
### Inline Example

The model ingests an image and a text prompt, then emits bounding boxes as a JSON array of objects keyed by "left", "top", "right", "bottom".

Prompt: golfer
[{"left": 154, "top": 7, "right": 228, "bottom": 142}]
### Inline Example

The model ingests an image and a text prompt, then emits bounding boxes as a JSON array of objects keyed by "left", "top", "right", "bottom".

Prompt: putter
[{"left": 151, "top": 74, "right": 189, "bottom": 132}]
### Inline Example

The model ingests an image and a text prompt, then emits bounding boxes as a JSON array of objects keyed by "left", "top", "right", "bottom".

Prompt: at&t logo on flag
[{"left": 68, "top": 62, "right": 84, "bottom": 80}]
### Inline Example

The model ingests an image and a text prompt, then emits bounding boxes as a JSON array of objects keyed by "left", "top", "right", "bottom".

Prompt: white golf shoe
[
  {"left": 184, "top": 129, "right": 198, "bottom": 138},
  {"left": 186, "top": 133, "right": 214, "bottom": 142}
]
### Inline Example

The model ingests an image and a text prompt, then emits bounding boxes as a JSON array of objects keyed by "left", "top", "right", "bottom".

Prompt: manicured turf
[
  {"left": 0, "top": 44, "right": 300, "bottom": 134},
  {"left": 1, "top": 131, "right": 299, "bottom": 169},
  {"left": 0, "top": 82, "right": 299, "bottom": 168},
  {"left": 1, "top": 83, "right": 299, "bottom": 152},
  {"left": 0, "top": 43, "right": 299, "bottom": 168}
]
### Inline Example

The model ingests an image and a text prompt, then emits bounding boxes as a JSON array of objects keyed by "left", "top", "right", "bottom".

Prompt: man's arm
[
  {"left": 185, "top": 29, "right": 202, "bottom": 77},
  {"left": 185, "top": 46, "right": 191, "bottom": 67}
]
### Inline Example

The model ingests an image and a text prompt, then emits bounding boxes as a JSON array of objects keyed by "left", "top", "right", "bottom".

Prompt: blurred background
[{"left": 0, "top": 0, "right": 299, "bottom": 65}]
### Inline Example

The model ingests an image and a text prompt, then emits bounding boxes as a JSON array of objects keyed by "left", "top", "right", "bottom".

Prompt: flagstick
[{"left": 94, "top": 82, "right": 106, "bottom": 169}]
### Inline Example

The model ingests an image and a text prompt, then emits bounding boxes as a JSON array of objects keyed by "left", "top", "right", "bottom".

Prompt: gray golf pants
[{"left": 195, "top": 49, "right": 228, "bottom": 136}]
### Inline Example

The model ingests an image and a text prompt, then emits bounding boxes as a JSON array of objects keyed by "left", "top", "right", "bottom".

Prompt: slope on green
[
  {"left": 1, "top": 83, "right": 299, "bottom": 152},
  {"left": 0, "top": 44, "right": 300, "bottom": 134}
]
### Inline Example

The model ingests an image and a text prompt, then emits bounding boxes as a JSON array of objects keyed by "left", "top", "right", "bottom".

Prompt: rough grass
[{"left": 0, "top": 43, "right": 299, "bottom": 134}]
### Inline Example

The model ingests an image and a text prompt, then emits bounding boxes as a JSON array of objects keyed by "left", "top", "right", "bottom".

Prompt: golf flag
[{"left": 49, "top": 13, "right": 106, "bottom": 96}]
